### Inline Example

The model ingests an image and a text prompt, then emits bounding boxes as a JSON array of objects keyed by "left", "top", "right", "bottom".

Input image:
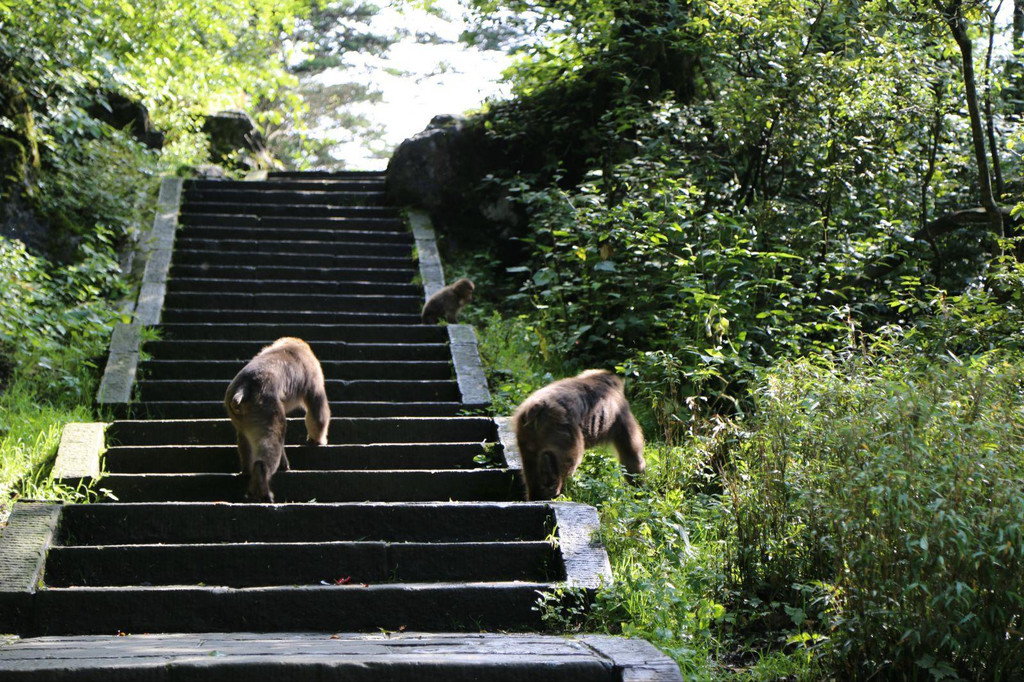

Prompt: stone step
[
  {"left": 0, "top": 632, "right": 682, "bottom": 682},
  {"left": 45, "top": 540, "right": 560, "bottom": 588},
  {"left": 136, "top": 379, "right": 459, "bottom": 402},
  {"left": 93, "top": 469, "right": 523, "bottom": 503},
  {"left": 166, "top": 277, "right": 420, "bottom": 296},
  {"left": 270, "top": 169, "right": 386, "bottom": 180},
  {"left": 127, "top": 401, "right": 465, "bottom": 419},
  {"left": 176, "top": 223, "right": 412, "bottom": 244},
  {"left": 5, "top": 171, "right": 685, "bottom": 680},
  {"left": 161, "top": 291, "right": 422, "bottom": 313},
  {"left": 171, "top": 247, "right": 413, "bottom": 270},
  {"left": 186, "top": 177, "right": 386, "bottom": 192},
  {"left": 185, "top": 187, "right": 387, "bottom": 206},
  {"left": 173, "top": 236, "right": 412, "bottom": 257},
  {"left": 106, "top": 417, "right": 498, "bottom": 447},
  {"left": 157, "top": 323, "right": 445, "bottom": 343},
  {"left": 141, "top": 340, "right": 450, "bottom": 362},
  {"left": 104, "top": 442, "right": 490, "bottom": 473},
  {"left": 20, "top": 583, "right": 549, "bottom": 635},
  {"left": 178, "top": 202, "right": 398, "bottom": 219},
  {"left": 139, "top": 359, "right": 451, "bottom": 381},
  {"left": 159, "top": 309, "right": 422, "bottom": 325},
  {"left": 178, "top": 213, "right": 404, "bottom": 231},
  {"left": 168, "top": 263, "right": 414, "bottom": 283},
  {"left": 54, "top": 502, "right": 552, "bottom": 544}
]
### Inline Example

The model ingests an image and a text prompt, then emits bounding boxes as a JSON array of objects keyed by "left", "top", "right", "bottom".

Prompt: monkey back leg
[
  {"left": 235, "top": 430, "right": 254, "bottom": 476},
  {"left": 246, "top": 403, "right": 287, "bottom": 502},
  {"left": 611, "top": 408, "right": 646, "bottom": 482}
]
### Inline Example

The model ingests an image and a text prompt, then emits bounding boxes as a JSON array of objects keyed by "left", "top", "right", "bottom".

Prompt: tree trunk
[
  {"left": 941, "top": 2, "right": 1004, "bottom": 236},
  {"left": 984, "top": 2, "right": 1005, "bottom": 198},
  {"left": 1015, "top": 0, "right": 1024, "bottom": 51}
]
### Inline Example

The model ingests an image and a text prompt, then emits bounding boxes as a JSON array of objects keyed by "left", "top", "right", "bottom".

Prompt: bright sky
[{"left": 308, "top": 0, "right": 513, "bottom": 170}]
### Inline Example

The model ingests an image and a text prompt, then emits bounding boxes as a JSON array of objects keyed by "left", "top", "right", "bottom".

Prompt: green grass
[{"left": 0, "top": 376, "right": 100, "bottom": 526}]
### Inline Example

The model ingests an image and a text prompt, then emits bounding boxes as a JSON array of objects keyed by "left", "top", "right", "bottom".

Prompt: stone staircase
[{"left": 0, "top": 171, "right": 682, "bottom": 680}]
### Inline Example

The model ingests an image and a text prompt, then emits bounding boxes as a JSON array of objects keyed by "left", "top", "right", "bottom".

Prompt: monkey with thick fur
[
  {"left": 512, "top": 369, "right": 645, "bottom": 500},
  {"left": 224, "top": 337, "right": 330, "bottom": 502},
  {"left": 421, "top": 277, "right": 474, "bottom": 324}
]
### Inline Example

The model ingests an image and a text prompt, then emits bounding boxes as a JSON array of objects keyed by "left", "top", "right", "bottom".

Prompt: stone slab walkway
[{"left": 0, "top": 632, "right": 682, "bottom": 681}]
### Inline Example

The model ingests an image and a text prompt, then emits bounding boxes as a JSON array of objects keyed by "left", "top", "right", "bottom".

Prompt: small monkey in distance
[
  {"left": 512, "top": 369, "right": 645, "bottom": 501},
  {"left": 421, "top": 277, "right": 474, "bottom": 324},
  {"left": 224, "top": 337, "right": 330, "bottom": 502}
]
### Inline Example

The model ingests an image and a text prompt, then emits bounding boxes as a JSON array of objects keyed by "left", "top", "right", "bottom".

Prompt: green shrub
[
  {"left": 560, "top": 439, "right": 733, "bottom": 676},
  {"left": 472, "top": 310, "right": 569, "bottom": 414},
  {"left": 0, "top": 128, "right": 157, "bottom": 524},
  {"left": 0, "top": 237, "right": 121, "bottom": 401},
  {"left": 723, "top": 353, "right": 1024, "bottom": 679}
]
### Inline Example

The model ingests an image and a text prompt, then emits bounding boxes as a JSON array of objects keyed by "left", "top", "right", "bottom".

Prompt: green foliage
[
  {"left": 472, "top": 310, "right": 567, "bottom": 414},
  {"left": 290, "top": 0, "right": 393, "bottom": 72},
  {"left": 0, "top": 230, "right": 120, "bottom": 523},
  {"left": 0, "top": 124, "right": 154, "bottom": 403},
  {"left": 495, "top": 98, "right": 871, "bottom": 417},
  {"left": 2, "top": 0, "right": 307, "bottom": 134},
  {"left": 470, "top": 0, "right": 1022, "bottom": 418},
  {"left": 465, "top": 1, "right": 1024, "bottom": 677},
  {"left": 883, "top": 245, "right": 1024, "bottom": 357},
  {"left": 0, "top": 233, "right": 124, "bottom": 404},
  {"left": 722, "top": 352, "right": 1024, "bottom": 678},
  {"left": 0, "top": 0, "right": 321, "bottom": 523},
  {"left": 37, "top": 126, "right": 158, "bottom": 251}
]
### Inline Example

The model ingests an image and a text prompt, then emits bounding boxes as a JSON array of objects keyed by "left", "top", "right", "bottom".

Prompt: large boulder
[
  {"left": 202, "top": 111, "right": 268, "bottom": 167},
  {"left": 386, "top": 114, "right": 481, "bottom": 211},
  {"left": 0, "top": 76, "right": 40, "bottom": 190},
  {"left": 86, "top": 90, "right": 165, "bottom": 150},
  {"left": 386, "top": 114, "right": 524, "bottom": 249},
  {"left": 0, "top": 77, "right": 50, "bottom": 256},
  {"left": 0, "top": 193, "right": 50, "bottom": 256}
]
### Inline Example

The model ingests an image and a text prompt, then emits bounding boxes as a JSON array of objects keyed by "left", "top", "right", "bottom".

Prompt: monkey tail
[{"left": 228, "top": 387, "right": 247, "bottom": 415}]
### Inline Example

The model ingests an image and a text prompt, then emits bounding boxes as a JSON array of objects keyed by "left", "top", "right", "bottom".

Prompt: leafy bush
[
  {"left": 495, "top": 99, "right": 869, "bottom": 412},
  {"left": 0, "top": 126, "right": 157, "bottom": 523},
  {"left": 0, "top": 123, "right": 156, "bottom": 398},
  {"left": 557, "top": 437, "right": 733, "bottom": 676},
  {"left": 0, "top": 236, "right": 124, "bottom": 402},
  {"left": 883, "top": 247, "right": 1024, "bottom": 358},
  {"left": 461, "top": 0, "right": 1024, "bottom": 677},
  {"left": 471, "top": 310, "right": 569, "bottom": 414},
  {"left": 723, "top": 353, "right": 1024, "bottom": 678}
]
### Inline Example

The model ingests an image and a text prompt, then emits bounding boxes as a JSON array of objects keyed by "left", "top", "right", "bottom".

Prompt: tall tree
[{"left": 938, "top": 0, "right": 1004, "bottom": 235}]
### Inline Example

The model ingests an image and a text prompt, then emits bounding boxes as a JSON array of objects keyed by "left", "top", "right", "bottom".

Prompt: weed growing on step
[
  {"left": 534, "top": 586, "right": 592, "bottom": 630},
  {"left": 472, "top": 440, "right": 504, "bottom": 468}
]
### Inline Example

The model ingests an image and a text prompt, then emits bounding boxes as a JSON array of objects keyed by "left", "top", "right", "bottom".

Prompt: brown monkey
[
  {"left": 512, "top": 369, "right": 645, "bottom": 501},
  {"left": 224, "top": 337, "right": 330, "bottom": 502},
  {"left": 421, "top": 278, "right": 474, "bottom": 324}
]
